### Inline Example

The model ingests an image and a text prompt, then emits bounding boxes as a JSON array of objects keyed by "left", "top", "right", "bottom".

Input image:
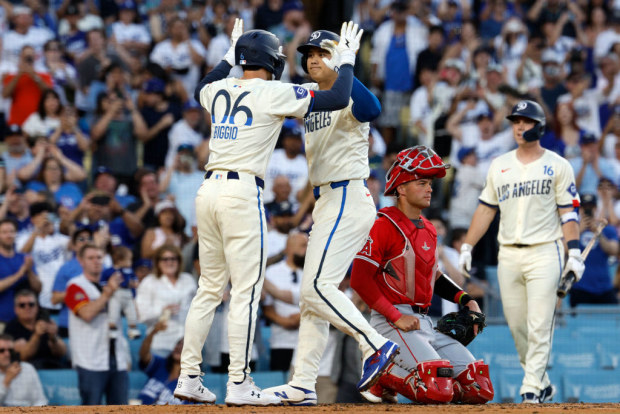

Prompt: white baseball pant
[
  {"left": 181, "top": 171, "right": 267, "bottom": 382},
  {"left": 497, "top": 240, "right": 564, "bottom": 395},
  {"left": 290, "top": 180, "right": 388, "bottom": 391}
]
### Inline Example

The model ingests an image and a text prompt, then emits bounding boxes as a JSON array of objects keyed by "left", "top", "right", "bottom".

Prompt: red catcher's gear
[
  {"left": 452, "top": 360, "right": 494, "bottom": 404},
  {"left": 377, "top": 360, "right": 455, "bottom": 404},
  {"left": 384, "top": 145, "right": 450, "bottom": 196},
  {"left": 377, "top": 206, "right": 438, "bottom": 307}
]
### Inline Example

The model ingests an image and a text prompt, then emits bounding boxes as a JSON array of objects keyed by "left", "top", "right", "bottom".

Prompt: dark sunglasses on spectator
[
  {"left": 17, "top": 302, "right": 36, "bottom": 308},
  {"left": 0, "top": 348, "right": 12, "bottom": 353},
  {"left": 159, "top": 256, "right": 179, "bottom": 262},
  {"left": 76, "top": 236, "right": 93, "bottom": 242}
]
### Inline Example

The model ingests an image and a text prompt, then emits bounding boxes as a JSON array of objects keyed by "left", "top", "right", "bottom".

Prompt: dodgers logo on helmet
[
  {"left": 516, "top": 101, "right": 527, "bottom": 111},
  {"left": 309, "top": 31, "right": 321, "bottom": 41}
]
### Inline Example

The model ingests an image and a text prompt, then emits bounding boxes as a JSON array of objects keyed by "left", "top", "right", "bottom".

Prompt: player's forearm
[
  {"left": 351, "top": 77, "right": 381, "bottom": 122},
  {"left": 194, "top": 61, "right": 232, "bottom": 102},
  {"left": 311, "top": 64, "right": 354, "bottom": 112},
  {"left": 351, "top": 258, "right": 402, "bottom": 322},
  {"left": 560, "top": 219, "right": 580, "bottom": 246},
  {"left": 464, "top": 203, "right": 497, "bottom": 247}
]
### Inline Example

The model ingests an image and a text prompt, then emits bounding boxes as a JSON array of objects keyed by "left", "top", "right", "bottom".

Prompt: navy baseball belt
[
  {"left": 411, "top": 305, "right": 430, "bottom": 315},
  {"left": 205, "top": 170, "right": 264, "bottom": 189},
  {"left": 313, "top": 179, "right": 367, "bottom": 200},
  {"left": 506, "top": 243, "right": 530, "bottom": 248}
]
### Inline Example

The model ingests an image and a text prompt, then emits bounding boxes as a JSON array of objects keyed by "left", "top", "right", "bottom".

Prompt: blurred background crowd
[{"left": 0, "top": 0, "right": 620, "bottom": 407}]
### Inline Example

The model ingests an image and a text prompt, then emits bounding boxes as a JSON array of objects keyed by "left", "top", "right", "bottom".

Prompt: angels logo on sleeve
[{"left": 360, "top": 236, "right": 373, "bottom": 256}]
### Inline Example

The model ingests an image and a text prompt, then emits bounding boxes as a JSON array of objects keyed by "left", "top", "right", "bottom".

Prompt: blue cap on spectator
[
  {"left": 119, "top": 0, "right": 136, "bottom": 10},
  {"left": 476, "top": 110, "right": 493, "bottom": 122},
  {"left": 134, "top": 258, "right": 153, "bottom": 269},
  {"left": 579, "top": 132, "right": 597, "bottom": 145},
  {"left": 4, "top": 124, "right": 23, "bottom": 137},
  {"left": 183, "top": 100, "right": 201, "bottom": 111},
  {"left": 177, "top": 143, "right": 195, "bottom": 152},
  {"left": 282, "top": 0, "right": 304, "bottom": 13},
  {"left": 580, "top": 193, "right": 597, "bottom": 206},
  {"left": 94, "top": 166, "right": 114, "bottom": 179},
  {"left": 282, "top": 125, "right": 302, "bottom": 138},
  {"left": 457, "top": 147, "right": 476, "bottom": 163},
  {"left": 269, "top": 201, "right": 294, "bottom": 217},
  {"left": 143, "top": 78, "right": 165, "bottom": 93}
]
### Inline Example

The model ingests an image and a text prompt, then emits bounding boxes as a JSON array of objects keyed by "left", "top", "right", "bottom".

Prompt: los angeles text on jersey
[
  {"left": 304, "top": 111, "right": 331, "bottom": 133},
  {"left": 496, "top": 179, "right": 552, "bottom": 202}
]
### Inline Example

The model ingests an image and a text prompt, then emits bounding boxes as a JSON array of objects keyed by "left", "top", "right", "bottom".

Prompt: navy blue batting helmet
[
  {"left": 297, "top": 30, "right": 340, "bottom": 73},
  {"left": 235, "top": 30, "right": 286, "bottom": 80},
  {"left": 506, "top": 100, "right": 546, "bottom": 141}
]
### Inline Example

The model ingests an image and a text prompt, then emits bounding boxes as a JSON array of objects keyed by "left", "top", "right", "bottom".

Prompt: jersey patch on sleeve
[
  {"left": 294, "top": 86, "right": 309, "bottom": 100},
  {"left": 359, "top": 236, "right": 373, "bottom": 256},
  {"left": 567, "top": 182, "right": 577, "bottom": 197}
]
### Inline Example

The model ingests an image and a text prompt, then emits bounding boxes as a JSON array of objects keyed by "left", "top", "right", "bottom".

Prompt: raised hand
[
  {"left": 329, "top": 21, "right": 364, "bottom": 68},
  {"left": 223, "top": 18, "right": 244, "bottom": 66}
]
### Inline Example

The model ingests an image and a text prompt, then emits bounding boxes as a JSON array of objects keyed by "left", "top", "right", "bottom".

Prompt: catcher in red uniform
[{"left": 350, "top": 146, "right": 493, "bottom": 404}]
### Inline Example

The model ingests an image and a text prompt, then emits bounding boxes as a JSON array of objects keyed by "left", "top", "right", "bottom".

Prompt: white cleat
[
  {"left": 225, "top": 377, "right": 282, "bottom": 406},
  {"left": 263, "top": 383, "right": 317, "bottom": 406},
  {"left": 174, "top": 374, "right": 216, "bottom": 403}
]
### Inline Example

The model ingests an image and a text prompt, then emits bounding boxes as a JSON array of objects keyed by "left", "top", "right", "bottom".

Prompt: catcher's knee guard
[
  {"left": 409, "top": 360, "right": 454, "bottom": 404},
  {"left": 452, "top": 360, "right": 494, "bottom": 404}
]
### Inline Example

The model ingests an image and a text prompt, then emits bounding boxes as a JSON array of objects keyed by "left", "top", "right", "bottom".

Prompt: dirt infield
[{"left": 2, "top": 404, "right": 620, "bottom": 414}]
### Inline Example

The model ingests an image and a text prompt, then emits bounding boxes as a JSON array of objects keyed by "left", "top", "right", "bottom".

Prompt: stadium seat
[
  {"left": 38, "top": 369, "right": 81, "bottom": 406},
  {"left": 563, "top": 370, "right": 620, "bottom": 402}
]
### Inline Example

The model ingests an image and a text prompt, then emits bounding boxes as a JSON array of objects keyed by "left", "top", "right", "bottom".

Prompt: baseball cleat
[
  {"left": 225, "top": 377, "right": 281, "bottom": 406},
  {"left": 357, "top": 340, "right": 400, "bottom": 391},
  {"left": 539, "top": 384, "right": 556, "bottom": 403},
  {"left": 361, "top": 382, "right": 398, "bottom": 404},
  {"left": 521, "top": 392, "right": 540, "bottom": 403},
  {"left": 262, "top": 384, "right": 317, "bottom": 406},
  {"left": 174, "top": 374, "right": 216, "bottom": 403}
]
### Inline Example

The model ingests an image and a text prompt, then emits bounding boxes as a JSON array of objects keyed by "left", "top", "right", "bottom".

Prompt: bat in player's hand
[{"left": 557, "top": 219, "right": 607, "bottom": 298}]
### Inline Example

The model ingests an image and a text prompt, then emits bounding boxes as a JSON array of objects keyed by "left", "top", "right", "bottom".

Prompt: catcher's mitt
[{"left": 435, "top": 307, "right": 486, "bottom": 346}]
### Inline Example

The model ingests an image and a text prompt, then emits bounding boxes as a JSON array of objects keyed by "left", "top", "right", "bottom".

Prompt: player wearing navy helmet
[
  {"left": 175, "top": 20, "right": 367, "bottom": 406},
  {"left": 459, "top": 100, "right": 584, "bottom": 404}
]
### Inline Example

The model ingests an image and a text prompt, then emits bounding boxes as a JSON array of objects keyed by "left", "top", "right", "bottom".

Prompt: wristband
[
  {"left": 457, "top": 293, "right": 473, "bottom": 306},
  {"left": 567, "top": 240, "right": 579, "bottom": 250}
]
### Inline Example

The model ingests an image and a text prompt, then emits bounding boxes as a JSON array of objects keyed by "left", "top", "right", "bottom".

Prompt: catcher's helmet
[
  {"left": 506, "top": 100, "right": 546, "bottom": 142},
  {"left": 384, "top": 146, "right": 450, "bottom": 196},
  {"left": 235, "top": 30, "right": 286, "bottom": 80},
  {"left": 297, "top": 30, "right": 340, "bottom": 73}
]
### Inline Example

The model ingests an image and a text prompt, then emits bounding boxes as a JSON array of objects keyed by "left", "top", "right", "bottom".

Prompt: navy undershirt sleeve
[
  {"left": 351, "top": 77, "right": 381, "bottom": 122},
  {"left": 194, "top": 61, "right": 233, "bottom": 102},
  {"left": 310, "top": 64, "right": 354, "bottom": 113}
]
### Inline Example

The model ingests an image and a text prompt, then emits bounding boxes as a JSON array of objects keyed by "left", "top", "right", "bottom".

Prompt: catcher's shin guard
[
  {"left": 412, "top": 360, "right": 455, "bottom": 404},
  {"left": 452, "top": 360, "right": 494, "bottom": 404}
]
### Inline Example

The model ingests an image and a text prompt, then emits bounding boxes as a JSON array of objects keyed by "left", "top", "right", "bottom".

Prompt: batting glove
[
  {"left": 459, "top": 243, "right": 473, "bottom": 278},
  {"left": 223, "top": 18, "right": 244, "bottom": 66},
  {"left": 563, "top": 248, "right": 585, "bottom": 282},
  {"left": 318, "top": 40, "right": 341, "bottom": 73},
  {"left": 331, "top": 21, "right": 363, "bottom": 68}
]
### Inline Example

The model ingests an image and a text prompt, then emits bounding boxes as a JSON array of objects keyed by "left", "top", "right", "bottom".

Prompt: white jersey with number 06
[{"left": 199, "top": 78, "right": 313, "bottom": 178}]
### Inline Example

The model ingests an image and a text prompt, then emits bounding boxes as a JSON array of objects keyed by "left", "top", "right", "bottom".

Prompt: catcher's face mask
[{"left": 384, "top": 146, "right": 450, "bottom": 196}]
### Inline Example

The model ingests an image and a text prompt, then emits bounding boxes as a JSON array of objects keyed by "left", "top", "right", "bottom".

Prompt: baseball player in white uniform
[
  {"left": 173, "top": 20, "right": 366, "bottom": 406},
  {"left": 458, "top": 100, "right": 585, "bottom": 403},
  {"left": 264, "top": 29, "right": 399, "bottom": 406}
]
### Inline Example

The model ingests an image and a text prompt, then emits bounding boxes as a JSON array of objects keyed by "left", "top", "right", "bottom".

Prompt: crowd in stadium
[{"left": 0, "top": 0, "right": 619, "bottom": 406}]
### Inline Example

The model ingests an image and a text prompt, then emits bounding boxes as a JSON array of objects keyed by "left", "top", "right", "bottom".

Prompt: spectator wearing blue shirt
[
  {"left": 569, "top": 133, "right": 616, "bottom": 195},
  {"left": 26, "top": 156, "right": 83, "bottom": 211},
  {"left": 51, "top": 226, "right": 93, "bottom": 338},
  {"left": 138, "top": 320, "right": 189, "bottom": 405},
  {"left": 0, "top": 218, "right": 41, "bottom": 324},
  {"left": 92, "top": 167, "right": 136, "bottom": 209},
  {"left": 48, "top": 106, "right": 89, "bottom": 166},
  {"left": 0, "top": 187, "right": 32, "bottom": 239},
  {"left": 571, "top": 194, "right": 620, "bottom": 307}
]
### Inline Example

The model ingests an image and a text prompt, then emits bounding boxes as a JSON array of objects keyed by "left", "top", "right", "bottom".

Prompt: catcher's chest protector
[{"left": 378, "top": 207, "right": 437, "bottom": 306}]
